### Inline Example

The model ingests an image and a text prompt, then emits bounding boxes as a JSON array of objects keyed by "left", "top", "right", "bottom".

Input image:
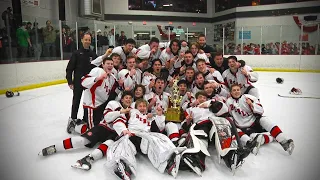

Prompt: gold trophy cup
[{"left": 165, "top": 79, "right": 183, "bottom": 122}]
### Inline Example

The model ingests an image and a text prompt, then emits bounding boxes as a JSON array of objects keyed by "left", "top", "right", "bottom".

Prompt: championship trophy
[{"left": 165, "top": 79, "right": 184, "bottom": 122}]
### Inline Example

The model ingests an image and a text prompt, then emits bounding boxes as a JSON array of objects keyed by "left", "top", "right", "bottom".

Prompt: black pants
[
  {"left": 71, "top": 83, "right": 84, "bottom": 119},
  {"left": 83, "top": 100, "right": 108, "bottom": 129}
]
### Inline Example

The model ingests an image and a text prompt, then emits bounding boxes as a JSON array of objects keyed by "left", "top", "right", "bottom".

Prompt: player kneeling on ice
[
  {"left": 38, "top": 91, "right": 134, "bottom": 170},
  {"left": 226, "top": 84, "right": 294, "bottom": 155},
  {"left": 176, "top": 91, "right": 253, "bottom": 176},
  {"left": 104, "top": 99, "right": 186, "bottom": 180}
]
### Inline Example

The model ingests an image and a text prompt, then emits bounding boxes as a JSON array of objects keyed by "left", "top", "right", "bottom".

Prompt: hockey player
[
  {"left": 190, "top": 42, "right": 210, "bottom": 64},
  {"left": 39, "top": 91, "right": 133, "bottom": 158},
  {"left": 135, "top": 37, "right": 161, "bottom": 62},
  {"left": 144, "top": 77, "right": 180, "bottom": 142},
  {"left": 178, "top": 91, "right": 254, "bottom": 175},
  {"left": 117, "top": 56, "right": 142, "bottom": 91},
  {"left": 159, "top": 39, "right": 181, "bottom": 67},
  {"left": 226, "top": 84, "right": 294, "bottom": 155},
  {"left": 76, "top": 57, "right": 119, "bottom": 129},
  {"left": 191, "top": 72, "right": 205, "bottom": 95},
  {"left": 177, "top": 51, "right": 197, "bottom": 78},
  {"left": 222, "top": 56, "right": 259, "bottom": 99},
  {"left": 196, "top": 58, "right": 224, "bottom": 84},
  {"left": 104, "top": 99, "right": 184, "bottom": 179},
  {"left": 112, "top": 38, "right": 137, "bottom": 65}
]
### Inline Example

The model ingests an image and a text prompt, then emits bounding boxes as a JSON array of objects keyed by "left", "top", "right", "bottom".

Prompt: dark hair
[
  {"left": 149, "top": 37, "right": 160, "bottom": 45},
  {"left": 134, "top": 84, "right": 146, "bottom": 97},
  {"left": 185, "top": 66, "right": 195, "bottom": 72},
  {"left": 155, "top": 77, "right": 166, "bottom": 83},
  {"left": 121, "top": 91, "right": 133, "bottom": 99},
  {"left": 195, "top": 72, "right": 205, "bottom": 79},
  {"left": 81, "top": 32, "right": 92, "bottom": 39},
  {"left": 177, "top": 79, "right": 187, "bottom": 86},
  {"left": 152, "top": 59, "right": 162, "bottom": 66},
  {"left": 203, "top": 80, "right": 211, "bottom": 87},
  {"left": 125, "top": 38, "right": 136, "bottom": 45},
  {"left": 169, "top": 39, "right": 181, "bottom": 54},
  {"left": 195, "top": 58, "right": 206, "bottom": 65},
  {"left": 227, "top": 55, "right": 237, "bottom": 62},
  {"left": 195, "top": 91, "right": 207, "bottom": 99},
  {"left": 103, "top": 57, "right": 113, "bottom": 64},
  {"left": 198, "top": 34, "right": 206, "bottom": 39},
  {"left": 231, "top": 84, "right": 241, "bottom": 90},
  {"left": 184, "top": 50, "right": 192, "bottom": 55},
  {"left": 126, "top": 55, "right": 136, "bottom": 62},
  {"left": 110, "top": 53, "right": 121, "bottom": 59},
  {"left": 215, "top": 51, "right": 223, "bottom": 57}
]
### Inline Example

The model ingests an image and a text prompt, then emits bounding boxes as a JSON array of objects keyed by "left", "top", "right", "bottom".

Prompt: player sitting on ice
[
  {"left": 38, "top": 92, "right": 133, "bottom": 164},
  {"left": 176, "top": 91, "right": 254, "bottom": 176},
  {"left": 104, "top": 99, "right": 185, "bottom": 179},
  {"left": 226, "top": 84, "right": 295, "bottom": 155}
]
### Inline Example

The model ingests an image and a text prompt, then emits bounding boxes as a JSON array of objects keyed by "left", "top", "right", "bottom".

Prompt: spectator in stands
[
  {"left": 16, "top": 22, "right": 32, "bottom": 59},
  {"left": 29, "top": 22, "right": 43, "bottom": 60},
  {"left": 117, "top": 31, "right": 127, "bottom": 46},
  {"left": 1, "top": 7, "right": 14, "bottom": 29},
  {"left": 43, "top": 20, "right": 56, "bottom": 58},
  {"left": 108, "top": 29, "right": 115, "bottom": 48}
]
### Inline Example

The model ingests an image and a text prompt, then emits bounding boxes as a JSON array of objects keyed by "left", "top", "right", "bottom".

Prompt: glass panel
[
  {"left": 223, "top": 26, "right": 237, "bottom": 55},
  {"left": 1, "top": 13, "right": 15, "bottom": 64},
  {"left": 301, "top": 26, "right": 318, "bottom": 55},
  {"left": 186, "top": 27, "right": 205, "bottom": 44},
  {"left": 262, "top": 26, "right": 280, "bottom": 55},
  {"left": 281, "top": 25, "right": 300, "bottom": 55},
  {"left": 77, "top": 19, "right": 96, "bottom": 51},
  {"left": 133, "top": 25, "right": 154, "bottom": 47},
  {"left": 115, "top": 24, "right": 133, "bottom": 47},
  {"left": 61, "top": 21, "right": 77, "bottom": 60},
  {"left": 242, "top": 26, "right": 261, "bottom": 55},
  {"left": 95, "top": 22, "right": 114, "bottom": 55},
  {"left": 39, "top": 17, "right": 60, "bottom": 61}
]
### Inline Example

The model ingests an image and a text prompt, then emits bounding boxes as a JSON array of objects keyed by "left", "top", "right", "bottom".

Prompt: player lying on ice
[
  {"left": 38, "top": 91, "right": 134, "bottom": 162},
  {"left": 174, "top": 91, "right": 261, "bottom": 176},
  {"left": 226, "top": 84, "right": 295, "bottom": 155}
]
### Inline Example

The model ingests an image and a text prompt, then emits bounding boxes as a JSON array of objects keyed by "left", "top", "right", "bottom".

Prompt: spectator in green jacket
[
  {"left": 43, "top": 20, "right": 56, "bottom": 58},
  {"left": 16, "top": 22, "right": 32, "bottom": 59}
]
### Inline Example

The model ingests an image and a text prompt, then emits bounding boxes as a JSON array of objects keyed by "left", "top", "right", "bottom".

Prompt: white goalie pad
[
  {"left": 105, "top": 135, "right": 137, "bottom": 176},
  {"left": 182, "top": 124, "right": 210, "bottom": 157},
  {"left": 135, "top": 131, "right": 178, "bottom": 173},
  {"left": 209, "top": 117, "right": 238, "bottom": 157}
]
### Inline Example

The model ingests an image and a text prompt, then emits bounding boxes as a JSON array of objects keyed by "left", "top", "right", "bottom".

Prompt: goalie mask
[{"left": 5, "top": 91, "right": 14, "bottom": 98}]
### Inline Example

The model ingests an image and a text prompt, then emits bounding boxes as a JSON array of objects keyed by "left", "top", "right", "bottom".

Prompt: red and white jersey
[
  {"left": 180, "top": 92, "right": 196, "bottom": 111},
  {"left": 159, "top": 49, "right": 178, "bottom": 67},
  {"left": 193, "top": 53, "right": 210, "bottom": 65},
  {"left": 222, "top": 68, "right": 255, "bottom": 94},
  {"left": 81, "top": 67, "right": 118, "bottom": 108},
  {"left": 226, "top": 94, "right": 264, "bottom": 128},
  {"left": 141, "top": 73, "right": 157, "bottom": 94},
  {"left": 112, "top": 46, "right": 137, "bottom": 64},
  {"left": 144, "top": 91, "right": 171, "bottom": 114},
  {"left": 98, "top": 100, "right": 125, "bottom": 131},
  {"left": 118, "top": 68, "right": 142, "bottom": 90},
  {"left": 136, "top": 44, "right": 161, "bottom": 61},
  {"left": 201, "top": 68, "right": 224, "bottom": 84},
  {"left": 185, "top": 105, "right": 215, "bottom": 124}
]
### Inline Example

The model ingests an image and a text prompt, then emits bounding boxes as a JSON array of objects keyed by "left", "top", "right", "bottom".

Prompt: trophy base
[{"left": 165, "top": 107, "right": 183, "bottom": 123}]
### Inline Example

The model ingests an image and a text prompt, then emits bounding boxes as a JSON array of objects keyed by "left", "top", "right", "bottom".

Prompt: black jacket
[
  {"left": 66, "top": 47, "right": 98, "bottom": 85},
  {"left": 211, "top": 57, "right": 229, "bottom": 74}
]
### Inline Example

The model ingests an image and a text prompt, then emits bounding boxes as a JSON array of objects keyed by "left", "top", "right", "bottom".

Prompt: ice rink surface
[{"left": 0, "top": 72, "right": 320, "bottom": 180}]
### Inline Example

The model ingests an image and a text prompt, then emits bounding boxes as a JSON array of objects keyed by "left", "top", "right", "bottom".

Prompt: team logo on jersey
[{"left": 87, "top": 132, "right": 93, "bottom": 136}]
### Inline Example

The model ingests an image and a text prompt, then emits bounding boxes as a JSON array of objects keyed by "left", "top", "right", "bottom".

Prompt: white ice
[{"left": 0, "top": 72, "right": 320, "bottom": 180}]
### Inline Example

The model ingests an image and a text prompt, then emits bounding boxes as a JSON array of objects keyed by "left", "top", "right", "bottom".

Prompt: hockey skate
[
  {"left": 280, "top": 139, "right": 295, "bottom": 155},
  {"left": 71, "top": 154, "right": 94, "bottom": 170},
  {"left": 166, "top": 152, "right": 182, "bottom": 178},
  {"left": 113, "top": 159, "right": 132, "bottom": 180},
  {"left": 222, "top": 149, "right": 247, "bottom": 175},
  {"left": 66, "top": 117, "right": 77, "bottom": 134},
  {"left": 182, "top": 154, "right": 204, "bottom": 176},
  {"left": 245, "top": 135, "right": 263, "bottom": 155},
  {"left": 38, "top": 145, "right": 56, "bottom": 156}
]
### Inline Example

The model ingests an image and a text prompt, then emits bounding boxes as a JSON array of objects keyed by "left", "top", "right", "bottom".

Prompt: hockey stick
[{"left": 278, "top": 94, "right": 320, "bottom": 99}]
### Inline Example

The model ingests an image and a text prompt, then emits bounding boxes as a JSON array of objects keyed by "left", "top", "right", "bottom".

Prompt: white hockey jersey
[
  {"left": 193, "top": 53, "right": 210, "bottom": 65},
  {"left": 144, "top": 91, "right": 171, "bottom": 114},
  {"left": 118, "top": 68, "right": 142, "bottom": 90},
  {"left": 201, "top": 68, "right": 224, "bottom": 84},
  {"left": 98, "top": 100, "right": 125, "bottom": 131},
  {"left": 81, "top": 67, "right": 118, "bottom": 108},
  {"left": 159, "top": 49, "right": 177, "bottom": 67},
  {"left": 113, "top": 109, "right": 166, "bottom": 135},
  {"left": 135, "top": 44, "right": 161, "bottom": 61},
  {"left": 226, "top": 94, "right": 264, "bottom": 128},
  {"left": 112, "top": 46, "right": 137, "bottom": 64},
  {"left": 141, "top": 73, "right": 157, "bottom": 94},
  {"left": 222, "top": 67, "right": 257, "bottom": 94}
]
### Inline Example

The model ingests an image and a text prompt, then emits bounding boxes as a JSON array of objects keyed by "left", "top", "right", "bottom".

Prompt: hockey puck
[{"left": 276, "top": 77, "right": 284, "bottom": 84}]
